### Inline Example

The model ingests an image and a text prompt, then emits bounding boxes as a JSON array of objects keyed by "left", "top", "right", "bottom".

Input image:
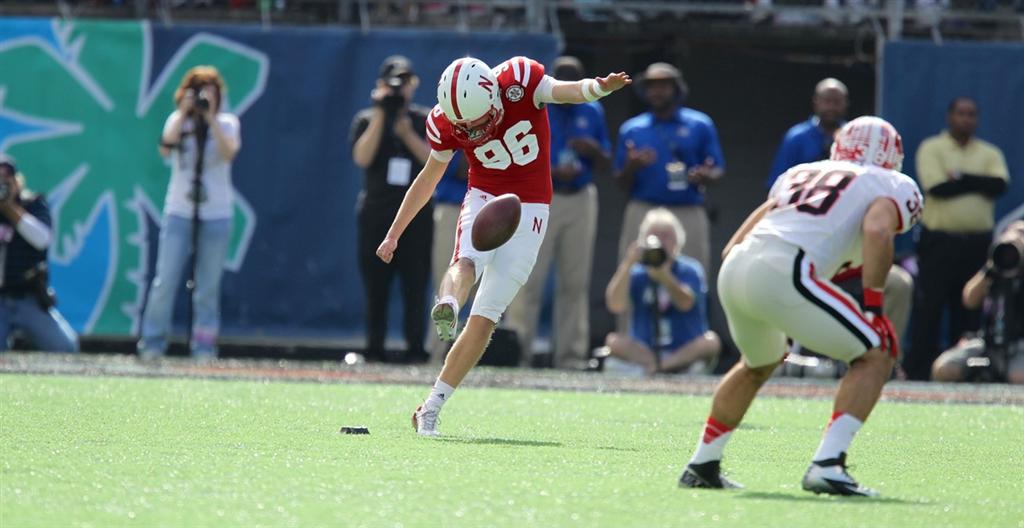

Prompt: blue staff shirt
[
  {"left": 615, "top": 108, "right": 725, "bottom": 206},
  {"left": 433, "top": 151, "right": 467, "bottom": 205},
  {"left": 628, "top": 255, "right": 709, "bottom": 354},
  {"left": 766, "top": 116, "right": 845, "bottom": 189},
  {"left": 549, "top": 102, "right": 610, "bottom": 192}
]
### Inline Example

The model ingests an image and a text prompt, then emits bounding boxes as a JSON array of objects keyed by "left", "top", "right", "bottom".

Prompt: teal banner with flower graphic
[{"left": 0, "top": 17, "right": 557, "bottom": 338}]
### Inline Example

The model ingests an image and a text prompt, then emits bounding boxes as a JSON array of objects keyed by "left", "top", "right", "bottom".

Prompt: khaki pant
[
  {"left": 429, "top": 202, "right": 463, "bottom": 362},
  {"left": 616, "top": 200, "right": 711, "bottom": 333},
  {"left": 507, "top": 185, "right": 598, "bottom": 368}
]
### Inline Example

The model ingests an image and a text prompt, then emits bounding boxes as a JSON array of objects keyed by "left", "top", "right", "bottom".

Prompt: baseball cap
[{"left": 379, "top": 55, "right": 415, "bottom": 80}]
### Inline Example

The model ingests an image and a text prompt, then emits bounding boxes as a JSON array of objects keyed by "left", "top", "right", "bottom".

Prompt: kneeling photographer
[
  {"left": 0, "top": 155, "right": 78, "bottom": 352},
  {"left": 602, "top": 208, "right": 720, "bottom": 375},
  {"left": 932, "top": 220, "right": 1024, "bottom": 383}
]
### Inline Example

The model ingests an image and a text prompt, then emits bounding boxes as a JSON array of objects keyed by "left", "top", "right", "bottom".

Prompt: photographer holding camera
[
  {"left": 932, "top": 220, "right": 1024, "bottom": 384},
  {"left": 351, "top": 55, "right": 432, "bottom": 362},
  {"left": 0, "top": 155, "right": 78, "bottom": 352},
  {"left": 602, "top": 208, "right": 720, "bottom": 375},
  {"left": 139, "top": 66, "right": 240, "bottom": 360}
]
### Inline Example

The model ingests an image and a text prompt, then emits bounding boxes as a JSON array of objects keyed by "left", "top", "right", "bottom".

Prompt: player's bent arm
[
  {"left": 722, "top": 200, "right": 774, "bottom": 260},
  {"left": 962, "top": 269, "right": 991, "bottom": 310},
  {"left": 383, "top": 154, "right": 449, "bottom": 242},
  {"left": 860, "top": 198, "right": 900, "bottom": 291}
]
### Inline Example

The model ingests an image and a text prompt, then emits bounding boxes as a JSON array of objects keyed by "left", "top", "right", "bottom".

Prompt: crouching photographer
[
  {"left": 932, "top": 220, "right": 1024, "bottom": 383},
  {"left": 602, "top": 208, "right": 720, "bottom": 375},
  {"left": 0, "top": 155, "right": 78, "bottom": 352}
]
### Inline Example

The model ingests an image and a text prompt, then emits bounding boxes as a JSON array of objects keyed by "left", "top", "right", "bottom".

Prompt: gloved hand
[{"left": 863, "top": 287, "right": 898, "bottom": 359}]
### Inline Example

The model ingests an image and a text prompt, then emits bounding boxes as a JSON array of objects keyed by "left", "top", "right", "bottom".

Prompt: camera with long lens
[
  {"left": 639, "top": 234, "right": 668, "bottom": 268},
  {"left": 990, "top": 236, "right": 1024, "bottom": 276}
]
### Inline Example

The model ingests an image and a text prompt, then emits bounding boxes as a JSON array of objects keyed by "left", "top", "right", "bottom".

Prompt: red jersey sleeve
[
  {"left": 426, "top": 105, "right": 459, "bottom": 153},
  {"left": 494, "top": 56, "right": 546, "bottom": 108}
]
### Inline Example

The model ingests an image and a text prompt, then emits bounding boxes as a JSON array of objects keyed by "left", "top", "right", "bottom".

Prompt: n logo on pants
[{"left": 532, "top": 217, "right": 543, "bottom": 234}]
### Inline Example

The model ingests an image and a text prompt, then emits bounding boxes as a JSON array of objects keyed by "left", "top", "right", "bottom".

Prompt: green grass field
[{"left": 2, "top": 374, "right": 1022, "bottom": 528}]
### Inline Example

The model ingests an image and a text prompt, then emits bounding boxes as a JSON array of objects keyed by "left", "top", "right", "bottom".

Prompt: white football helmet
[
  {"left": 437, "top": 57, "right": 504, "bottom": 145},
  {"left": 830, "top": 116, "right": 904, "bottom": 171}
]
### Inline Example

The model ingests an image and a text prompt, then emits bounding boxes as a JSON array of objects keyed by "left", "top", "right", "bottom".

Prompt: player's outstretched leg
[
  {"left": 679, "top": 360, "right": 779, "bottom": 489},
  {"left": 431, "top": 258, "right": 477, "bottom": 342},
  {"left": 802, "top": 347, "right": 892, "bottom": 497},
  {"left": 413, "top": 315, "right": 497, "bottom": 436}
]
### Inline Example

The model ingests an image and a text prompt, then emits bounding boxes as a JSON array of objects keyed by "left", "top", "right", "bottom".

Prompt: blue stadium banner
[{"left": 0, "top": 17, "right": 558, "bottom": 338}]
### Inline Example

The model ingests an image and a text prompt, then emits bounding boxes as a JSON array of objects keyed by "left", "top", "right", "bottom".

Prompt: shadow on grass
[
  {"left": 437, "top": 437, "right": 562, "bottom": 448},
  {"left": 737, "top": 491, "right": 927, "bottom": 505}
]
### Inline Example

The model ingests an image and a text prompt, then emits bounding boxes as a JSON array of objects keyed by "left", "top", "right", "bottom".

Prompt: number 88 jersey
[
  {"left": 426, "top": 56, "right": 553, "bottom": 204},
  {"left": 751, "top": 159, "right": 924, "bottom": 278}
]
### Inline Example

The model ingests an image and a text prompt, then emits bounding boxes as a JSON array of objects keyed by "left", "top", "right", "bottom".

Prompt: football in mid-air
[{"left": 472, "top": 193, "right": 521, "bottom": 251}]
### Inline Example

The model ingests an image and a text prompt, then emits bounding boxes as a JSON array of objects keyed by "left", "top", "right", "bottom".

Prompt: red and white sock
[
  {"left": 812, "top": 411, "right": 863, "bottom": 462},
  {"left": 689, "top": 416, "right": 734, "bottom": 464}
]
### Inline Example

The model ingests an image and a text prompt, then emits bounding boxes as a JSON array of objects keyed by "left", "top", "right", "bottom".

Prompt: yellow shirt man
[{"left": 916, "top": 130, "right": 1009, "bottom": 233}]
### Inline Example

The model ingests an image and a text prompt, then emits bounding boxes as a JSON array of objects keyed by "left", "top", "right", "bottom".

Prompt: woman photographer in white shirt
[{"left": 139, "top": 66, "right": 240, "bottom": 360}]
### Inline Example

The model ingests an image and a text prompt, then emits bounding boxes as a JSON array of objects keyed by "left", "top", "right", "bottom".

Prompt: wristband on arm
[
  {"left": 581, "top": 78, "right": 610, "bottom": 102},
  {"left": 863, "top": 287, "right": 884, "bottom": 316}
]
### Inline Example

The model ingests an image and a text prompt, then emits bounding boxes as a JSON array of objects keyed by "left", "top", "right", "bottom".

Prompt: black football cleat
[{"left": 678, "top": 460, "right": 744, "bottom": 489}]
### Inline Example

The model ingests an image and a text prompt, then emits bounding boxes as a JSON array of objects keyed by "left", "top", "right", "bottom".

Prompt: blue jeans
[
  {"left": 139, "top": 214, "right": 231, "bottom": 357},
  {"left": 0, "top": 296, "right": 79, "bottom": 352}
]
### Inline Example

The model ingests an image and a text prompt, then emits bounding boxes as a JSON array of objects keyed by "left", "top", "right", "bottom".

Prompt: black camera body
[
  {"left": 189, "top": 87, "right": 212, "bottom": 115},
  {"left": 380, "top": 76, "right": 407, "bottom": 119},
  {"left": 639, "top": 234, "right": 668, "bottom": 268}
]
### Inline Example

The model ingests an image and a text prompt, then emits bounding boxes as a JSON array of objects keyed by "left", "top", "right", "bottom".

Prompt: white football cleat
[
  {"left": 431, "top": 300, "right": 458, "bottom": 342},
  {"left": 412, "top": 405, "right": 440, "bottom": 437},
  {"left": 801, "top": 452, "right": 879, "bottom": 497}
]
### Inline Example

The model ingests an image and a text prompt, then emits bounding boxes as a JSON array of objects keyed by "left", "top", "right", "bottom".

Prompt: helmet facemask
[{"left": 452, "top": 106, "right": 505, "bottom": 146}]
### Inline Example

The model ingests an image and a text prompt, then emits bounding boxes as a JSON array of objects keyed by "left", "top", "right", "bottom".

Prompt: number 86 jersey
[
  {"left": 751, "top": 159, "right": 924, "bottom": 278},
  {"left": 426, "top": 56, "right": 553, "bottom": 204}
]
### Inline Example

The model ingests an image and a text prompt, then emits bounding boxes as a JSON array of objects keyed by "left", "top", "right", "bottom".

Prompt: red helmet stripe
[{"left": 450, "top": 59, "right": 464, "bottom": 121}]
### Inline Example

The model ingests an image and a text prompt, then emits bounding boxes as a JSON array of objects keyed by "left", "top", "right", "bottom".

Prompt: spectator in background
[
  {"left": 351, "top": 55, "right": 432, "bottom": 363},
  {"left": 508, "top": 56, "right": 610, "bottom": 369},
  {"left": 768, "top": 78, "right": 913, "bottom": 351},
  {"left": 932, "top": 220, "right": 1024, "bottom": 384},
  {"left": 603, "top": 208, "right": 720, "bottom": 375},
  {"left": 615, "top": 62, "right": 724, "bottom": 275},
  {"left": 429, "top": 150, "right": 467, "bottom": 363},
  {"left": 906, "top": 97, "right": 1010, "bottom": 380},
  {"left": 0, "top": 155, "right": 78, "bottom": 352},
  {"left": 766, "top": 78, "right": 848, "bottom": 189},
  {"left": 140, "top": 66, "right": 240, "bottom": 360}
]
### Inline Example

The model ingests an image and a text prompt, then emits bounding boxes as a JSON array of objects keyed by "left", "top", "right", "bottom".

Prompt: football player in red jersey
[{"left": 376, "top": 56, "right": 630, "bottom": 435}]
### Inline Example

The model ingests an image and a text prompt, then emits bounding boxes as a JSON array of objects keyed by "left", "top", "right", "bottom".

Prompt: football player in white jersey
[{"left": 678, "top": 116, "right": 923, "bottom": 496}]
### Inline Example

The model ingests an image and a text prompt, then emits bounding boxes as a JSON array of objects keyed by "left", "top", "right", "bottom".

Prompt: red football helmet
[
  {"left": 437, "top": 57, "right": 505, "bottom": 146},
  {"left": 830, "top": 116, "right": 904, "bottom": 171}
]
